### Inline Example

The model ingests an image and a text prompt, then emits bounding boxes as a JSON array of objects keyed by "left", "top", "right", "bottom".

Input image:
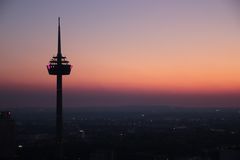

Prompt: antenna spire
[{"left": 57, "top": 17, "right": 62, "bottom": 56}]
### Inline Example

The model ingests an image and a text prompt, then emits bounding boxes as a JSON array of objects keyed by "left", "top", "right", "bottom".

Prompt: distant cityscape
[{"left": 1, "top": 106, "right": 240, "bottom": 160}]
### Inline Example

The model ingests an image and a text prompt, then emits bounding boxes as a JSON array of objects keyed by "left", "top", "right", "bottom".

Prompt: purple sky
[{"left": 1, "top": 0, "right": 240, "bottom": 108}]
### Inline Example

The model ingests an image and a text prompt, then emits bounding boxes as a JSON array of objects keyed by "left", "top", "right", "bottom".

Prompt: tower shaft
[{"left": 56, "top": 74, "right": 63, "bottom": 159}]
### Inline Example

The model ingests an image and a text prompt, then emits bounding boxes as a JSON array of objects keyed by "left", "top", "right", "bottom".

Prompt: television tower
[{"left": 47, "top": 17, "right": 72, "bottom": 159}]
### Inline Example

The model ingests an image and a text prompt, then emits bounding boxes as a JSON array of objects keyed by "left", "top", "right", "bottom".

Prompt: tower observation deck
[
  {"left": 47, "top": 18, "right": 72, "bottom": 75},
  {"left": 47, "top": 17, "right": 72, "bottom": 159}
]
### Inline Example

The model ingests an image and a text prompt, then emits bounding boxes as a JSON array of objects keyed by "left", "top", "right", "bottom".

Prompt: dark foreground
[{"left": 3, "top": 106, "right": 240, "bottom": 160}]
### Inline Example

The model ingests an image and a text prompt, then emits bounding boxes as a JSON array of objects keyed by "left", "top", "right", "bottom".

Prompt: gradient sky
[{"left": 1, "top": 0, "right": 240, "bottom": 108}]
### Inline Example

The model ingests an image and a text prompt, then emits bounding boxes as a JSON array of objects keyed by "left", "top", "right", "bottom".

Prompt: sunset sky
[{"left": 1, "top": 0, "right": 240, "bottom": 108}]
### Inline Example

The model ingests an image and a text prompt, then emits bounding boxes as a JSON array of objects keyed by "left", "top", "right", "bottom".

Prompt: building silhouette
[
  {"left": 47, "top": 18, "right": 72, "bottom": 159},
  {"left": 0, "top": 111, "right": 15, "bottom": 159}
]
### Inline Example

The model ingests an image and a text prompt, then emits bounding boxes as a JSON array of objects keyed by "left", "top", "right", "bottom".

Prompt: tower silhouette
[{"left": 47, "top": 17, "right": 72, "bottom": 159}]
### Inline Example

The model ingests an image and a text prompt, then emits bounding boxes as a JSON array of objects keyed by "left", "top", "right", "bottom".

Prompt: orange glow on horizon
[{"left": 1, "top": 0, "right": 240, "bottom": 97}]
